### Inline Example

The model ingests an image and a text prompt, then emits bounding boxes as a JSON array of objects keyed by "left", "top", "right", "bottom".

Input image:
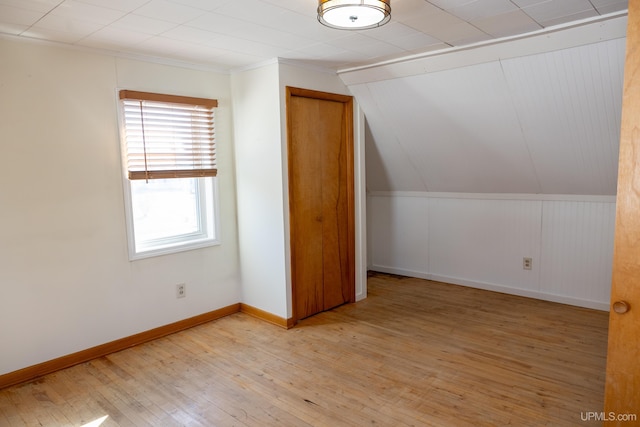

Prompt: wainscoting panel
[
  {"left": 428, "top": 197, "right": 542, "bottom": 293},
  {"left": 369, "top": 195, "right": 429, "bottom": 278},
  {"left": 540, "top": 201, "right": 616, "bottom": 306},
  {"left": 368, "top": 192, "right": 615, "bottom": 310}
]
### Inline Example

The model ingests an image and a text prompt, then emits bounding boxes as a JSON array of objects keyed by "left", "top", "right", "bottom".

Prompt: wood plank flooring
[{"left": 0, "top": 272, "right": 609, "bottom": 426}]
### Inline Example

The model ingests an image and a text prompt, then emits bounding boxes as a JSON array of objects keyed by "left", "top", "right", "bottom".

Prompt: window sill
[{"left": 129, "top": 238, "right": 221, "bottom": 261}]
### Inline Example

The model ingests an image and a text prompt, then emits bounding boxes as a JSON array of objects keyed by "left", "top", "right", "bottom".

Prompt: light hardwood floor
[{"left": 0, "top": 273, "right": 609, "bottom": 426}]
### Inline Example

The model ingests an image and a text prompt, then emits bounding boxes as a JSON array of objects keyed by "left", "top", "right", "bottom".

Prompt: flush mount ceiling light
[{"left": 318, "top": 0, "right": 391, "bottom": 30}]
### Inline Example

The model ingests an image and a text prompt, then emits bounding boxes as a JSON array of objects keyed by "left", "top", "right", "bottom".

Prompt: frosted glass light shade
[{"left": 318, "top": 0, "right": 391, "bottom": 30}]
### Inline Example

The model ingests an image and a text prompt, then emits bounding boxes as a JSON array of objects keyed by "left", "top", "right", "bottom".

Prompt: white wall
[
  {"left": 0, "top": 39, "right": 241, "bottom": 375},
  {"left": 368, "top": 192, "right": 615, "bottom": 310},
  {"left": 0, "top": 43, "right": 366, "bottom": 376},
  {"left": 231, "top": 62, "right": 289, "bottom": 318},
  {"left": 232, "top": 60, "right": 367, "bottom": 320}
]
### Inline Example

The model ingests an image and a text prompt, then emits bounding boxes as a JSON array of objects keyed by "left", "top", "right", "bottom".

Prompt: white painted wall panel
[
  {"left": 0, "top": 40, "right": 241, "bottom": 376},
  {"left": 502, "top": 38, "right": 625, "bottom": 195},
  {"left": 355, "top": 61, "right": 542, "bottom": 193},
  {"left": 347, "top": 31, "right": 625, "bottom": 196},
  {"left": 397, "top": 62, "right": 540, "bottom": 193},
  {"left": 369, "top": 195, "right": 429, "bottom": 277},
  {"left": 428, "top": 197, "right": 542, "bottom": 291},
  {"left": 231, "top": 63, "right": 288, "bottom": 318},
  {"left": 368, "top": 193, "right": 614, "bottom": 310},
  {"left": 540, "top": 201, "right": 616, "bottom": 304},
  {"left": 349, "top": 83, "right": 428, "bottom": 192}
]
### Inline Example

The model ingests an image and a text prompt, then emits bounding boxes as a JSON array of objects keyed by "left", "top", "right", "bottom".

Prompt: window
[{"left": 118, "top": 90, "right": 220, "bottom": 260}]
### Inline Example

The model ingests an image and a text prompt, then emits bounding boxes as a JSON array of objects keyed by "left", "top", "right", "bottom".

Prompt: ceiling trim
[
  {"left": 0, "top": 32, "right": 230, "bottom": 74},
  {"left": 230, "top": 57, "right": 338, "bottom": 75},
  {"left": 339, "top": 11, "right": 628, "bottom": 85}
]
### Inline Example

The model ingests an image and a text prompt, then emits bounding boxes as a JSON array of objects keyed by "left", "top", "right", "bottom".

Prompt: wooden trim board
[
  {"left": 240, "top": 303, "right": 295, "bottom": 329},
  {"left": 0, "top": 304, "right": 241, "bottom": 390}
]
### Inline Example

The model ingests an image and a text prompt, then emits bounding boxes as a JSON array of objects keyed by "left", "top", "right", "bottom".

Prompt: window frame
[{"left": 116, "top": 89, "right": 221, "bottom": 261}]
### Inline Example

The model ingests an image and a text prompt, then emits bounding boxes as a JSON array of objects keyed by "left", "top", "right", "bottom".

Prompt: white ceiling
[{"left": 0, "top": 0, "right": 629, "bottom": 72}]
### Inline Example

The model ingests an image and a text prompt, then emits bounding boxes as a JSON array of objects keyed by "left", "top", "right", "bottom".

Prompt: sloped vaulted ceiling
[{"left": 346, "top": 20, "right": 626, "bottom": 195}]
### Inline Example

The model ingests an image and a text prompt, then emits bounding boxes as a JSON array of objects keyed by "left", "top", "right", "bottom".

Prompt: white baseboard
[
  {"left": 369, "top": 265, "right": 610, "bottom": 311},
  {"left": 369, "top": 265, "right": 431, "bottom": 280}
]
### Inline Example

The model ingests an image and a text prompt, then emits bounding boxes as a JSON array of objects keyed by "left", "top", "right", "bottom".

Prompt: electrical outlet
[
  {"left": 176, "top": 283, "right": 186, "bottom": 298},
  {"left": 523, "top": 257, "right": 532, "bottom": 270}
]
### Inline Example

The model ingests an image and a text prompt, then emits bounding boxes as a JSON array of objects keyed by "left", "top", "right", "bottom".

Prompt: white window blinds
[{"left": 119, "top": 90, "right": 218, "bottom": 180}]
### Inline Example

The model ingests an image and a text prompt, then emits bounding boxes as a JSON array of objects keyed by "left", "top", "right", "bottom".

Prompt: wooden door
[
  {"left": 604, "top": 1, "right": 640, "bottom": 421},
  {"left": 286, "top": 87, "right": 355, "bottom": 321}
]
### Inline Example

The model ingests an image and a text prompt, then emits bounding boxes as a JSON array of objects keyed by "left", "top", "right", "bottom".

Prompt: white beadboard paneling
[
  {"left": 390, "top": 61, "right": 540, "bottom": 193},
  {"left": 428, "top": 197, "right": 542, "bottom": 290},
  {"left": 540, "top": 200, "right": 616, "bottom": 304},
  {"left": 352, "top": 36, "right": 624, "bottom": 195},
  {"left": 339, "top": 15, "right": 627, "bottom": 84},
  {"left": 367, "top": 192, "right": 615, "bottom": 309},
  {"left": 369, "top": 195, "right": 429, "bottom": 277},
  {"left": 356, "top": 60, "right": 542, "bottom": 193},
  {"left": 348, "top": 20, "right": 625, "bottom": 195},
  {"left": 501, "top": 38, "right": 625, "bottom": 195},
  {"left": 349, "top": 83, "right": 428, "bottom": 192}
]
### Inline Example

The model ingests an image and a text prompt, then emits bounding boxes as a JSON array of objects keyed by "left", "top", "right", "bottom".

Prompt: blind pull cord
[{"left": 138, "top": 100, "right": 150, "bottom": 183}]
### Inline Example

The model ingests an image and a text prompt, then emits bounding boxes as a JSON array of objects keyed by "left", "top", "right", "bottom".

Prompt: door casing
[{"left": 286, "top": 86, "right": 355, "bottom": 323}]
